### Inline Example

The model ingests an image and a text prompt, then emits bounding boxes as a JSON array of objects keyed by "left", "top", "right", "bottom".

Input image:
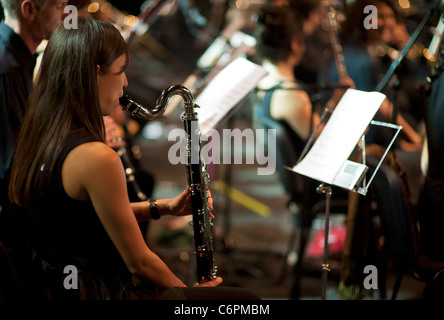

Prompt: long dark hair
[
  {"left": 9, "top": 18, "right": 129, "bottom": 205},
  {"left": 254, "top": 5, "right": 304, "bottom": 64}
]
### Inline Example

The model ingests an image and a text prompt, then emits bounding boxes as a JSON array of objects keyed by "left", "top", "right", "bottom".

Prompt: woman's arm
[
  {"left": 130, "top": 188, "right": 193, "bottom": 222},
  {"left": 62, "top": 142, "right": 188, "bottom": 287}
]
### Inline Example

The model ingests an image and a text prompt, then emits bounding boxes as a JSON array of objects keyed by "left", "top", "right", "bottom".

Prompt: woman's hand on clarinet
[
  {"left": 166, "top": 187, "right": 215, "bottom": 219},
  {"left": 166, "top": 187, "right": 192, "bottom": 217},
  {"left": 193, "top": 277, "right": 223, "bottom": 287}
]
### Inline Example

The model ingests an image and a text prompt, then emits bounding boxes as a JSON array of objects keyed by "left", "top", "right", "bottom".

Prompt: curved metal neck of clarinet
[
  {"left": 120, "top": 84, "right": 198, "bottom": 120},
  {"left": 160, "top": 85, "right": 197, "bottom": 115}
]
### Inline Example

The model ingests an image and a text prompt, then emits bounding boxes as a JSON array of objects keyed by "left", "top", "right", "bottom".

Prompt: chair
[
  {"left": 259, "top": 116, "right": 348, "bottom": 299},
  {"left": 259, "top": 116, "right": 311, "bottom": 283},
  {"left": 364, "top": 155, "right": 444, "bottom": 300}
]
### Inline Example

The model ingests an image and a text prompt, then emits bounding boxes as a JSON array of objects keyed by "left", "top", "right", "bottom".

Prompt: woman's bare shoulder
[
  {"left": 63, "top": 141, "right": 122, "bottom": 178},
  {"left": 272, "top": 85, "right": 310, "bottom": 110},
  {"left": 61, "top": 141, "right": 123, "bottom": 200}
]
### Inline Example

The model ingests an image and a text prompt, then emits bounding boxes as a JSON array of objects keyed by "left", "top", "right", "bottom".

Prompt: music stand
[{"left": 288, "top": 89, "right": 402, "bottom": 299}]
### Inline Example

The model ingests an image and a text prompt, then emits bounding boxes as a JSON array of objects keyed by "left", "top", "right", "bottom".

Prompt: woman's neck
[{"left": 262, "top": 59, "right": 296, "bottom": 82}]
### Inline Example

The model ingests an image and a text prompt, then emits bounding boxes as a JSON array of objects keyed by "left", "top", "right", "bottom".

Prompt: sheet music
[
  {"left": 195, "top": 57, "right": 268, "bottom": 137},
  {"left": 291, "top": 89, "right": 386, "bottom": 185}
]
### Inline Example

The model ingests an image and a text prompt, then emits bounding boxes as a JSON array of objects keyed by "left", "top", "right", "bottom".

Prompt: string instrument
[{"left": 120, "top": 85, "right": 217, "bottom": 283}]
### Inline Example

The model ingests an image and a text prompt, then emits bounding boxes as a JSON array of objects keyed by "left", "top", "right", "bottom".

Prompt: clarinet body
[
  {"left": 120, "top": 85, "right": 217, "bottom": 283},
  {"left": 322, "top": 0, "right": 349, "bottom": 80},
  {"left": 116, "top": 146, "right": 147, "bottom": 201},
  {"left": 181, "top": 93, "right": 217, "bottom": 284}
]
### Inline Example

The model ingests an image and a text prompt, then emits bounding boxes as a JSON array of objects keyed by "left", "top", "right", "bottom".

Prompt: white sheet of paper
[
  {"left": 291, "top": 89, "right": 386, "bottom": 185},
  {"left": 195, "top": 57, "right": 268, "bottom": 137}
]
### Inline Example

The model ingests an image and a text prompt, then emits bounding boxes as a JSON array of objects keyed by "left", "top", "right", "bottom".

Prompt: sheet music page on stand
[
  {"left": 291, "top": 89, "right": 386, "bottom": 184},
  {"left": 195, "top": 57, "right": 268, "bottom": 137}
]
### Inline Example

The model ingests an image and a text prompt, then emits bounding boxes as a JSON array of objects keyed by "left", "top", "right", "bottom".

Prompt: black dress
[{"left": 12, "top": 129, "right": 139, "bottom": 299}]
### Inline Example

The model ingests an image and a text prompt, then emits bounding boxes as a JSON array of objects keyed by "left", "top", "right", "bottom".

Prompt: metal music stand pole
[
  {"left": 293, "top": 107, "right": 334, "bottom": 300},
  {"left": 316, "top": 184, "right": 333, "bottom": 300}
]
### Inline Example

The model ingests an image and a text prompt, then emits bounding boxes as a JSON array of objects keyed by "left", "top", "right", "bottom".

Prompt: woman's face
[
  {"left": 97, "top": 54, "right": 128, "bottom": 116},
  {"left": 291, "top": 37, "right": 306, "bottom": 66},
  {"left": 368, "top": 2, "right": 397, "bottom": 44},
  {"left": 304, "top": 9, "right": 321, "bottom": 36}
]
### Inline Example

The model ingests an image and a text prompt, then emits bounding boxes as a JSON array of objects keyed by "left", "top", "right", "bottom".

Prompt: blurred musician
[
  {"left": 319, "top": 0, "right": 423, "bottom": 151},
  {"left": 252, "top": 4, "right": 353, "bottom": 150}
]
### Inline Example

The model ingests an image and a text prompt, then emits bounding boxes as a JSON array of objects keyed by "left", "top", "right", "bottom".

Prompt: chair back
[{"left": 259, "top": 116, "right": 307, "bottom": 206}]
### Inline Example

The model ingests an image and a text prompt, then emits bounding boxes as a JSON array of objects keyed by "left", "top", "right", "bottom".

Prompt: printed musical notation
[
  {"left": 195, "top": 57, "right": 268, "bottom": 137},
  {"left": 291, "top": 89, "right": 386, "bottom": 187}
]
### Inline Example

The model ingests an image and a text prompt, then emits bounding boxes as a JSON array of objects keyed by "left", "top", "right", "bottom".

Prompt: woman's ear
[
  {"left": 289, "top": 36, "right": 305, "bottom": 65},
  {"left": 290, "top": 37, "right": 301, "bottom": 54},
  {"left": 21, "top": 0, "right": 38, "bottom": 20}
]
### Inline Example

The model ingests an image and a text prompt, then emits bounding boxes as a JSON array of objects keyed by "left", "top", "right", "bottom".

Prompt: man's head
[
  {"left": 2, "top": 0, "right": 68, "bottom": 50},
  {"left": 2, "top": 0, "right": 45, "bottom": 18}
]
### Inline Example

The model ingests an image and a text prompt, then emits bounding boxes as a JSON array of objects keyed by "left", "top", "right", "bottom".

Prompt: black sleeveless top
[
  {"left": 17, "top": 129, "right": 132, "bottom": 299},
  {"left": 255, "top": 83, "right": 306, "bottom": 157}
]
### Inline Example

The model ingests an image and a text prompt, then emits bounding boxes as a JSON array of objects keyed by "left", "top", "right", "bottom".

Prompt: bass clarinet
[{"left": 119, "top": 85, "right": 217, "bottom": 283}]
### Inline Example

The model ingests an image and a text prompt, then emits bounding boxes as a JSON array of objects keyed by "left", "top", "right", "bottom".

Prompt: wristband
[{"left": 149, "top": 199, "right": 160, "bottom": 220}]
